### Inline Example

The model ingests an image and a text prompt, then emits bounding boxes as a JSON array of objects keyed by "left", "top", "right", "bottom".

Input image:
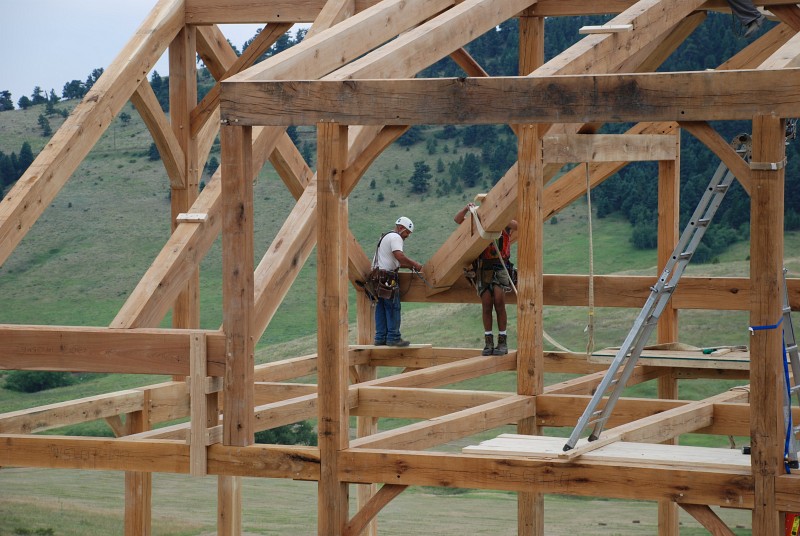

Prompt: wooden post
[
  {"left": 657, "top": 131, "right": 681, "bottom": 536},
  {"left": 517, "top": 9, "right": 545, "bottom": 536},
  {"left": 220, "top": 123, "right": 254, "bottom": 536},
  {"left": 355, "top": 290, "right": 379, "bottom": 536},
  {"left": 169, "top": 25, "right": 200, "bottom": 335},
  {"left": 124, "top": 390, "right": 151, "bottom": 536},
  {"left": 749, "top": 114, "right": 785, "bottom": 535},
  {"left": 317, "top": 121, "right": 350, "bottom": 536},
  {"left": 517, "top": 122, "right": 545, "bottom": 536}
]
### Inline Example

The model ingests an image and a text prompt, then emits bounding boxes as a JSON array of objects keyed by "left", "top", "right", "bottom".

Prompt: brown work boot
[
  {"left": 493, "top": 334, "right": 508, "bottom": 355},
  {"left": 482, "top": 334, "right": 494, "bottom": 356}
]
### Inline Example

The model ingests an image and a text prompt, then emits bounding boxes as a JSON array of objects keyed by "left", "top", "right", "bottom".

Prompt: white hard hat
[{"left": 395, "top": 216, "right": 414, "bottom": 233}]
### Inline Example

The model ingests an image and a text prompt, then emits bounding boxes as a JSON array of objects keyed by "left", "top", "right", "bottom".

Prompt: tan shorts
[{"left": 476, "top": 264, "right": 511, "bottom": 296}]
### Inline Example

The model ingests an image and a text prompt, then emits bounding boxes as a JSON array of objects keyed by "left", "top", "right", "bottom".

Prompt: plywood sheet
[{"left": 463, "top": 434, "right": 751, "bottom": 471}]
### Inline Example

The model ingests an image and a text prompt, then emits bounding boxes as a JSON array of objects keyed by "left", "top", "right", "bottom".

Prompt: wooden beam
[
  {"left": 221, "top": 124, "right": 255, "bottom": 447},
  {"left": 542, "top": 134, "right": 678, "bottom": 163},
  {"left": 679, "top": 503, "right": 737, "bottom": 535},
  {"left": 350, "top": 395, "right": 535, "bottom": 450},
  {"left": 124, "top": 388, "right": 152, "bottom": 536},
  {"left": 130, "top": 80, "right": 186, "bottom": 189},
  {"left": 221, "top": 69, "right": 800, "bottom": 126},
  {"left": 338, "top": 450, "right": 754, "bottom": 506},
  {"left": 0, "top": 325, "right": 226, "bottom": 376},
  {"left": 317, "top": 121, "right": 350, "bottom": 535},
  {"left": 560, "top": 390, "right": 747, "bottom": 459},
  {"left": 231, "top": 0, "right": 455, "bottom": 83},
  {"left": 749, "top": 114, "right": 785, "bottom": 535},
  {"left": 0, "top": 390, "right": 143, "bottom": 434},
  {"left": 344, "top": 484, "right": 407, "bottom": 536},
  {"left": 191, "top": 23, "right": 292, "bottom": 138},
  {"left": 680, "top": 122, "right": 752, "bottom": 193},
  {"left": 353, "top": 386, "right": 510, "bottom": 419}
]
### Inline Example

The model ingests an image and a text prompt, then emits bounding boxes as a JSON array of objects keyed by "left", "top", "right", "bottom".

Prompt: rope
[
  {"left": 585, "top": 162, "right": 596, "bottom": 357},
  {"left": 467, "top": 205, "right": 501, "bottom": 240},
  {"left": 494, "top": 240, "right": 575, "bottom": 353}
]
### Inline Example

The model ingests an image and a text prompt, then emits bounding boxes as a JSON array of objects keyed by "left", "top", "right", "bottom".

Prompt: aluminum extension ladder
[
  {"left": 781, "top": 267, "right": 800, "bottom": 468},
  {"left": 563, "top": 134, "right": 752, "bottom": 452}
]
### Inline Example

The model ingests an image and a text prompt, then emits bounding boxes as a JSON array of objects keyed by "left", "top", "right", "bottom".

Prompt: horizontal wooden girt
[
  {"left": 220, "top": 69, "right": 800, "bottom": 126},
  {"left": 0, "top": 325, "right": 226, "bottom": 376},
  {"left": 339, "top": 449, "right": 754, "bottom": 506}
]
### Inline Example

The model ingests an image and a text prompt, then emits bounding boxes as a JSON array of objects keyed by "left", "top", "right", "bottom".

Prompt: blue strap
[{"left": 749, "top": 315, "right": 783, "bottom": 334}]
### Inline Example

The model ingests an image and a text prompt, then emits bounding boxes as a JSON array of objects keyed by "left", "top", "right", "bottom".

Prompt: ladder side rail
[{"left": 587, "top": 318, "right": 661, "bottom": 440}]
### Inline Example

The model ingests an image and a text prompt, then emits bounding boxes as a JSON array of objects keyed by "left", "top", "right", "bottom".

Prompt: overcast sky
[{"left": 1, "top": 1, "right": 266, "bottom": 106}]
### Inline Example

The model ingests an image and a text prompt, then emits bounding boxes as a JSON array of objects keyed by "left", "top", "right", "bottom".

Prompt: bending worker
[
  {"left": 371, "top": 216, "right": 423, "bottom": 347},
  {"left": 454, "top": 200, "right": 517, "bottom": 356}
]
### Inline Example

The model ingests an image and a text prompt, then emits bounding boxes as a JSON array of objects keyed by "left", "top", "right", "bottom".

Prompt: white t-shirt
[{"left": 373, "top": 231, "right": 403, "bottom": 271}]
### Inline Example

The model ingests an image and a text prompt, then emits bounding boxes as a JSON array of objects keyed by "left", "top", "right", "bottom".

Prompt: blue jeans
[{"left": 374, "top": 292, "right": 402, "bottom": 344}]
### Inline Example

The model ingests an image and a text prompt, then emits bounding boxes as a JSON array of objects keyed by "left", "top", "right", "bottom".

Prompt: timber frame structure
[{"left": 2, "top": 0, "right": 800, "bottom": 534}]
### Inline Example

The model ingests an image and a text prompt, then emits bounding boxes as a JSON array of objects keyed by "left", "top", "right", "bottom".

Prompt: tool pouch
[{"left": 369, "top": 268, "right": 398, "bottom": 300}]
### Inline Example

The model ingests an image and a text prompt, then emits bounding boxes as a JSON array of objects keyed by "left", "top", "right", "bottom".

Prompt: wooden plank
[
  {"left": 464, "top": 435, "right": 750, "bottom": 471},
  {"left": 0, "top": 0, "right": 183, "bottom": 267},
  {"left": 0, "top": 390, "right": 143, "bottom": 434},
  {"left": 589, "top": 348, "right": 751, "bottom": 370},
  {"left": 559, "top": 389, "right": 746, "bottom": 459},
  {"left": 221, "top": 69, "right": 800, "bottom": 126},
  {"left": 221, "top": 124, "right": 255, "bottom": 447},
  {"left": 542, "top": 134, "right": 678, "bottom": 163},
  {"left": 0, "top": 325, "right": 225, "bottom": 376},
  {"left": 579, "top": 24, "right": 633, "bottom": 33},
  {"left": 749, "top": 114, "right": 786, "bottom": 535},
  {"left": 339, "top": 450, "right": 754, "bottom": 506}
]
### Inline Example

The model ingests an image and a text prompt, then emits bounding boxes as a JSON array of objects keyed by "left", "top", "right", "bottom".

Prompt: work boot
[
  {"left": 744, "top": 14, "right": 765, "bottom": 38},
  {"left": 493, "top": 334, "right": 508, "bottom": 355},
  {"left": 387, "top": 339, "right": 410, "bottom": 347},
  {"left": 482, "top": 334, "right": 494, "bottom": 356}
]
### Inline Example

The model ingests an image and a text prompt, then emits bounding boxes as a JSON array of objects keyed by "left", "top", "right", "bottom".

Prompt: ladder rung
[
  {"left": 696, "top": 218, "right": 710, "bottom": 227},
  {"left": 790, "top": 385, "right": 800, "bottom": 394},
  {"left": 787, "top": 344, "right": 798, "bottom": 353},
  {"left": 784, "top": 306, "right": 792, "bottom": 314},
  {"left": 714, "top": 184, "right": 729, "bottom": 193}
]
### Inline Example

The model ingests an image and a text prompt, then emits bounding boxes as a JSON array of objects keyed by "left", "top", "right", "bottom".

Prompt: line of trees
[{"left": 0, "top": 141, "right": 34, "bottom": 192}]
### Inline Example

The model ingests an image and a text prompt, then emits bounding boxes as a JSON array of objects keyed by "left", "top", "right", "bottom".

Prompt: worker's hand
[{"left": 413, "top": 261, "right": 423, "bottom": 272}]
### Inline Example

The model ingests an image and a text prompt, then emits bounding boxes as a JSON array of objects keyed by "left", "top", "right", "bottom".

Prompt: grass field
[{"left": 1, "top": 101, "right": 792, "bottom": 534}]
